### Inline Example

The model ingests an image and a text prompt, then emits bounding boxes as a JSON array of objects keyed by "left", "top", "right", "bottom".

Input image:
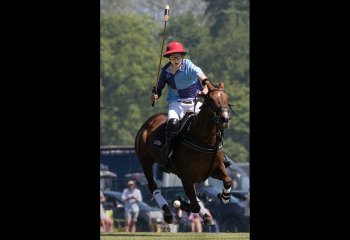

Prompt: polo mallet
[{"left": 152, "top": 5, "right": 169, "bottom": 107}]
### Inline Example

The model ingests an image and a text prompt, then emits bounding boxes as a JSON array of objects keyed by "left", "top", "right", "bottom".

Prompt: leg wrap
[
  {"left": 196, "top": 197, "right": 208, "bottom": 218},
  {"left": 153, "top": 189, "right": 168, "bottom": 208},
  {"left": 223, "top": 187, "right": 231, "bottom": 193},
  {"left": 221, "top": 187, "right": 231, "bottom": 204}
]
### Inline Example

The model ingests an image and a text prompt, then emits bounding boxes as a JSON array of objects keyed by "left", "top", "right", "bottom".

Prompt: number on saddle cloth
[{"left": 151, "top": 111, "right": 195, "bottom": 151}]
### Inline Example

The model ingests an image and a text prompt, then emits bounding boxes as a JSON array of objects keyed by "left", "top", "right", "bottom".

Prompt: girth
[
  {"left": 182, "top": 136, "right": 223, "bottom": 153},
  {"left": 177, "top": 113, "right": 224, "bottom": 154}
]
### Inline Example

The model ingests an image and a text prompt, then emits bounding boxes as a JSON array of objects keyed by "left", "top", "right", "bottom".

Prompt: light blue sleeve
[{"left": 186, "top": 59, "right": 203, "bottom": 78}]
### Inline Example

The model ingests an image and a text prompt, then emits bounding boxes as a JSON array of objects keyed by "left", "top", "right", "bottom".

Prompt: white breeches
[{"left": 168, "top": 100, "right": 202, "bottom": 120}]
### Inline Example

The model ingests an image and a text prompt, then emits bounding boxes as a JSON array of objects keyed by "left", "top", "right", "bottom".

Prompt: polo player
[{"left": 151, "top": 41, "right": 231, "bottom": 172}]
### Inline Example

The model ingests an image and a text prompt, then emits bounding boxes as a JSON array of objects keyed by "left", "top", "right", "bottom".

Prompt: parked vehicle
[
  {"left": 100, "top": 146, "right": 249, "bottom": 191},
  {"left": 196, "top": 186, "right": 250, "bottom": 232},
  {"left": 208, "top": 156, "right": 249, "bottom": 192},
  {"left": 100, "top": 146, "right": 250, "bottom": 232},
  {"left": 140, "top": 186, "right": 249, "bottom": 232},
  {"left": 100, "top": 163, "right": 117, "bottom": 191}
]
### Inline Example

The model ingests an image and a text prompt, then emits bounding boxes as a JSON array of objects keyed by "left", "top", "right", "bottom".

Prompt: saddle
[
  {"left": 150, "top": 111, "right": 195, "bottom": 151},
  {"left": 151, "top": 110, "right": 223, "bottom": 154}
]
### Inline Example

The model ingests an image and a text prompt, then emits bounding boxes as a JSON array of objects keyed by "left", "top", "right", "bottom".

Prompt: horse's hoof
[
  {"left": 162, "top": 205, "right": 174, "bottom": 224},
  {"left": 203, "top": 213, "right": 215, "bottom": 226},
  {"left": 164, "top": 213, "right": 173, "bottom": 224}
]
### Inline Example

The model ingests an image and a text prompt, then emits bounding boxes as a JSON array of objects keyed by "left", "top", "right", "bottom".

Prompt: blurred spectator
[
  {"left": 176, "top": 208, "right": 191, "bottom": 232},
  {"left": 100, "top": 190, "right": 113, "bottom": 233},
  {"left": 121, "top": 180, "right": 143, "bottom": 232},
  {"left": 189, "top": 212, "right": 202, "bottom": 232}
]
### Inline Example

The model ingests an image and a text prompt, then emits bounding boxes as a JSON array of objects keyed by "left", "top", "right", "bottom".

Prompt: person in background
[
  {"left": 121, "top": 180, "right": 143, "bottom": 232},
  {"left": 176, "top": 208, "right": 191, "bottom": 232},
  {"left": 100, "top": 190, "right": 113, "bottom": 233},
  {"left": 188, "top": 212, "right": 202, "bottom": 233}
]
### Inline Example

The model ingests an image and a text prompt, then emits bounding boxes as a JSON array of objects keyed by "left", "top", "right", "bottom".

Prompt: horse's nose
[
  {"left": 221, "top": 111, "right": 230, "bottom": 123},
  {"left": 219, "top": 111, "right": 230, "bottom": 128},
  {"left": 220, "top": 116, "right": 229, "bottom": 123}
]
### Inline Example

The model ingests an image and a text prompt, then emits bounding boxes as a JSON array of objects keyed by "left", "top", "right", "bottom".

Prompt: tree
[
  {"left": 100, "top": 13, "right": 166, "bottom": 144},
  {"left": 100, "top": 1, "right": 250, "bottom": 162}
]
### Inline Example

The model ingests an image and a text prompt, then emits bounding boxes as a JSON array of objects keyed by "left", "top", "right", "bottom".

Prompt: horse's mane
[
  {"left": 209, "top": 83, "right": 226, "bottom": 92},
  {"left": 212, "top": 83, "right": 220, "bottom": 89}
]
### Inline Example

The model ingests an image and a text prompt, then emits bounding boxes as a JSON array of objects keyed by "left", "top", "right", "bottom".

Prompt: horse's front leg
[
  {"left": 142, "top": 162, "right": 173, "bottom": 224},
  {"left": 181, "top": 180, "right": 201, "bottom": 213},
  {"left": 181, "top": 180, "right": 214, "bottom": 225},
  {"left": 211, "top": 160, "right": 233, "bottom": 204}
]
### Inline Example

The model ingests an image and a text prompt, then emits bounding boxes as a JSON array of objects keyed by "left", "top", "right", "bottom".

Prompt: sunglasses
[{"left": 169, "top": 56, "right": 183, "bottom": 61}]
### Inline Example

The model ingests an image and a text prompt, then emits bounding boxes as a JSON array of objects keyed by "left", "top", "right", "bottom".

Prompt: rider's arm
[
  {"left": 187, "top": 60, "right": 209, "bottom": 95},
  {"left": 152, "top": 70, "right": 167, "bottom": 100},
  {"left": 135, "top": 189, "right": 143, "bottom": 202},
  {"left": 121, "top": 189, "right": 129, "bottom": 202},
  {"left": 198, "top": 73, "right": 209, "bottom": 94}
]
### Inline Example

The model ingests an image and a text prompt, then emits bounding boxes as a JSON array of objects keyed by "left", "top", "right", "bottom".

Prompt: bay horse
[{"left": 134, "top": 81, "right": 233, "bottom": 225}]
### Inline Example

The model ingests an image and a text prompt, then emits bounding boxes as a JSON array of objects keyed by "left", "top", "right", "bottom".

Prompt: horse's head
[{"left": 202, "top": 81, "right": 230, "bottom": 129}]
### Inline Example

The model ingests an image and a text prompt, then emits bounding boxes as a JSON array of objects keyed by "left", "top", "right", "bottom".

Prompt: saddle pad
[
  {"left": 150, "top": 112, "right": 195, "bottom": 151},
  {"left": 150, "top": 122, "right": 167, "bottom": 150}
]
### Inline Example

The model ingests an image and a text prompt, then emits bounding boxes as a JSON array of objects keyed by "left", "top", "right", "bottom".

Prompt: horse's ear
[
  {"left": 219, "top": 82, "right": 225, "bottom": 89},
  {"left": 204, "top": 80, "right": 215, "bottom": 91}
]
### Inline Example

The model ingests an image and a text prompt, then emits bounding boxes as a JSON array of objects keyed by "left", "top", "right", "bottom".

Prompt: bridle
[
  {"left": 183, "top": 88, "right": 237, "bottom": 158},
  {"left": 199, "top": 89, "right": 230, "bottom": 125}
]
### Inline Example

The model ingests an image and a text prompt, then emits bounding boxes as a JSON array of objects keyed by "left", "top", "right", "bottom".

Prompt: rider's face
[{"left": 169, "top": 53, "right": 183, "bottom": 67}]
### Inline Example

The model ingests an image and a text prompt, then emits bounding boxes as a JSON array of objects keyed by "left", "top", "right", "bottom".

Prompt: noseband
[{"left": 207, "top": 103, "right": 228, "bottom": 124}]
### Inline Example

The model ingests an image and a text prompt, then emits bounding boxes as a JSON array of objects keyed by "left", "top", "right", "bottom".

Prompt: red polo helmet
[{"left": 163, "top": 41, "right": 187, "bottom": 58}]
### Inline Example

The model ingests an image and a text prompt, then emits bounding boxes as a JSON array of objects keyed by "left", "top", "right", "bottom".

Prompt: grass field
[{"left": 100, "top": 232, "right": 249, "bottom": 240}]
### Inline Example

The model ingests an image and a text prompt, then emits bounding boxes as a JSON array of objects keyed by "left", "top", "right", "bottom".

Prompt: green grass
[{"left": 100, "top": 232, "right": 249, "bottom": 240}]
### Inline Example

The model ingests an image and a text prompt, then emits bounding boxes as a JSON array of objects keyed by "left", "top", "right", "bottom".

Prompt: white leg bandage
[
  {"left": 222, "top": 187, "right": 231, "bottom": 204},
  {"left": 223, "top": 187, "right": 231, "bottom": 193},
  {"left": 197, "top": 197, "right": 208, "bottom": 218},
  {"left": 153, "top": 189, "right": 168, "bottom": 208}
]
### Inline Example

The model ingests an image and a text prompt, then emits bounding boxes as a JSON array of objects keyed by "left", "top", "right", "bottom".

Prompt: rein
[
  {"left": 182, "top": 86, "right": 241, "bottom": 156},
  {"left": 194, "top": 88, "right": 240, "bottom": 124},
  {"left": 184, "top": 89, "right": 227, "bottom": 154},
  {"left": 188, "top": 87, "right": 241, "bottom": 154},
  {"left": 182, "top": 87, "right": 228, "bottom": 182}
]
